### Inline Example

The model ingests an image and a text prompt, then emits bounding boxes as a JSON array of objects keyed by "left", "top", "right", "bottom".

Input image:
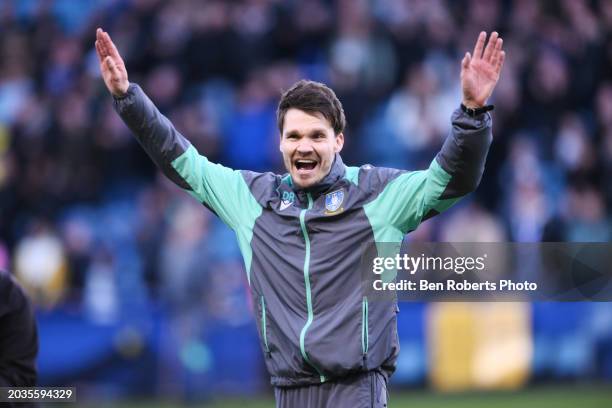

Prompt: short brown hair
[{"left": 277, "top": 80, "right": 346, "bottom": 135}]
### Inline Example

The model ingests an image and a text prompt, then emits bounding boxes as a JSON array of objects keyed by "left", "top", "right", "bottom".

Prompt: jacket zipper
[
  {"left": 298, "top": 192, "right": 326, "bottom": 383},
  {"left": 362, "top": 296, "right": 369, "bottom": 355},
  {"left": 260, "top": 295, "right": 270, "bottom": 354},
  {"left": 370, "top": 371, "right": 375, "bottom": 408}
]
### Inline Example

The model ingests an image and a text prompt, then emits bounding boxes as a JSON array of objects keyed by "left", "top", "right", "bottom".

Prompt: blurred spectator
[
  {"left": 13, "top": 222, "right": 67, "bottom": 308},
  {"left": 564, "top": 185, "right": 611, "bottom": 242},
  {"left": 0, "top": 270, "right": 38, "bottom": 392},
  {"left": 440, "top": 203, "right": 507, "bottom": 243}
]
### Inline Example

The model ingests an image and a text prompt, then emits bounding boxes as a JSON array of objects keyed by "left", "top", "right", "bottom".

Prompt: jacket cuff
[
  {"left": 112, "top": 83, "right": 140, "bottom": 113},
  {"left": 451, "top": 106, "right": 492, "bottom": 130}
]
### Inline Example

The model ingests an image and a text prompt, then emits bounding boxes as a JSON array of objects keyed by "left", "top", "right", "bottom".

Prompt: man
[
  {"left": 0, "top": 271, "right": 39, "bottom": 393},
  {"left": 95, "top": 28, "right": 504, "bottom": 407}
]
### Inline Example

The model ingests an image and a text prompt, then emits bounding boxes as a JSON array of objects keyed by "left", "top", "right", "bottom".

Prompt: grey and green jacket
[{"left": 114, "top": 84, "right": 493, "bottom": 387}]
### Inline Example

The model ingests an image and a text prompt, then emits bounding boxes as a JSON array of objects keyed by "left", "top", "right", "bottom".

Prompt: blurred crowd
[{"left": 0, "top": 0, "right": 611, "bottom": 315}]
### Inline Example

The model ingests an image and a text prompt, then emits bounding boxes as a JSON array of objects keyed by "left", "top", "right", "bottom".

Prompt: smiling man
[
  {"left": 96, "top": 27, "right": 504, "bottom": 407},
  {"left": 277, "top": 83, "right": 345, "bottom": 189}
]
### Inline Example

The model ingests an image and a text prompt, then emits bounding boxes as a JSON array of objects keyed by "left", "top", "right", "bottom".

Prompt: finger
[
  {"left": 105, "top": 56, "right": 120, "bottom": 78},
  {"left": 496, "top": 50, "right": 506, "bottom": 74},
  {"left": 103, "top": 31, "right": 122, "bottom": 61},
  {"left": 490, "top": 38, "right": 503, "bottom": 67},
  {"left": 98, "top": 31, "right": 112, "bottom": 60},
  {"left": 95, "top": 41, "right": 105, "bottom": 64},
  {"left": 462, "top": 52, "right": 471, "bottom": 70},
  {"left": 96, "top": 29, "right": 109, "bottom": 58},
  {"left": 473, "top": 31, "right": 486, "bottom": 59},
  {"left": 99, "top": 30, "right": 115, "bottom": 60},
  {"left": 482, "top": 31, "right": 499, "bottom": 62}
]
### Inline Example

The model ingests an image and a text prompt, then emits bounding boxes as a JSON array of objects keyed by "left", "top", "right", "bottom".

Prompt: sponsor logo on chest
[{"left": 279, "top": 191, "right": 295, "bottom": 211}]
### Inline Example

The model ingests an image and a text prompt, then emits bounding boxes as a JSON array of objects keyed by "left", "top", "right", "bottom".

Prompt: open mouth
[{"left": 294, "top": 159, "right": 318, "bottom": 174}]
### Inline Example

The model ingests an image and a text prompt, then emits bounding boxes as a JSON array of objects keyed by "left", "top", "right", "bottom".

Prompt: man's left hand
[{"left": 461, "top": 31, "right": 505, "bottom": 109}]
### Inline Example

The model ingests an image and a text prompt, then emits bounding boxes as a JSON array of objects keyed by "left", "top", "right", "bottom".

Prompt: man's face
[{"left": 280, "top": 109, "right": 344, "bottom": 189}]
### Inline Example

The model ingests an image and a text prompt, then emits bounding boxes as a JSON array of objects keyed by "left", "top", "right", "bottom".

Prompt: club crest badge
[{"left": 325, "top": 190, "right": 344, "bottom": 215}]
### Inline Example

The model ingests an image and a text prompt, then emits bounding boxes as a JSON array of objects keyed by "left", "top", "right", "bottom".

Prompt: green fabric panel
[
  {"left": 363, "top": 196, "right": 403, "bottom": 284},
  {"left": 364, "top": 159, "right": 452, "bottom": 237},
  {"left": 433, "top": 197, "right": 461, "bottom": 213},
  {"left": 344, "top": 166, "right": 360, "bottom": 186},
  {"left": 171, "top": 145, "right": 262, "bottom": 284},
  {"left": 281, "top": 174, "right": 293, "bottom": 187}
]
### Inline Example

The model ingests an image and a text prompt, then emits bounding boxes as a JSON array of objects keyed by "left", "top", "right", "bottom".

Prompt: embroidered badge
[
  {"left": 325, "top": 190, "right": 345, "bottom": 215},
  {"left": 279, "top": 191, "right": 295, "bottom": 211}
]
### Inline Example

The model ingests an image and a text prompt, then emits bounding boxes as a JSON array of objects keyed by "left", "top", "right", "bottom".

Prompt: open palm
[
  {"left": 95, "top": 28, "right": 129, "bottom": 97},
  {"left": 461, "top": 31, "right": 505, "bottom": 108}
]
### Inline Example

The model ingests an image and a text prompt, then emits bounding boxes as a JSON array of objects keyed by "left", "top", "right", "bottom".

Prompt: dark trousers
[{"left": 274, "top": 371, "right": 388, "bottom": 408}]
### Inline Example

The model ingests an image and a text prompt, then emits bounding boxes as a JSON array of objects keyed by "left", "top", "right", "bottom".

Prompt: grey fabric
[
  {"left": 113, "top": 83, "right": 192, "bottom": 190},
  {"left": 274, "top": 370, "right": 388, "bottom": 408},
  {"left": 435, "top": 109, "right": 493, "bottom": 199}
]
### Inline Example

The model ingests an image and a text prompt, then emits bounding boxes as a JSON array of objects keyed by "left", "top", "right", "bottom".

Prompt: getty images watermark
[
  {"left": 372, "top": 253, "right": 537, "bottom": 292},
  {"left": 360, "top": 243, "right": 612, "bottom": 301}
]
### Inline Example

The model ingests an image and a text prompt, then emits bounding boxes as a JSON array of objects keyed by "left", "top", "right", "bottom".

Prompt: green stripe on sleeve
[
  {"left": 364, "top": 159, "right": 452, "bottom": 239},
  {"left": 171, "top": 145, "right": 262, "bottom": 283}
]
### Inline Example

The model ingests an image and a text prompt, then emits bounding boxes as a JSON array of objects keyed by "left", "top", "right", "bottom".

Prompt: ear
[{"left": 334, "top": 132, "right": 345, "bottom": 153}]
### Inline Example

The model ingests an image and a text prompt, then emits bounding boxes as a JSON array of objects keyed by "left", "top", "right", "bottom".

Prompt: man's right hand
[{"left": 95, "top": 28, "right": 129, "bottom": 97}]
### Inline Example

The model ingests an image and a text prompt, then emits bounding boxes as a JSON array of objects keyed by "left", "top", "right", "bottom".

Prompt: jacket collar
[{"left": 282, "top": 154, "right": 346, "bottom": 198}]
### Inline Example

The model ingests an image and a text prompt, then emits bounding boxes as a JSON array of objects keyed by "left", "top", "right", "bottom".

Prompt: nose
[{"left": 296, "top": 140, "right": 314, "bottom": 155}]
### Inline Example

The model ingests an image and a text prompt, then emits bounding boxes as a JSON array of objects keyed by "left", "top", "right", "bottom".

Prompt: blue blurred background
[{"left": 0, "top": 0, "right": 612, "bottom": 405}]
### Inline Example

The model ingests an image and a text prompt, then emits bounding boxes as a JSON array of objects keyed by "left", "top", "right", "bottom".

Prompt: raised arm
[
  {"left": 95, "top": 28, "right": 197, "bottom": 190},
  {"left": 95, "top": 29, "right": 259, "bottom": 230},
  {"left": 365, "top": 32, "right": 505, "bottom": 235}
]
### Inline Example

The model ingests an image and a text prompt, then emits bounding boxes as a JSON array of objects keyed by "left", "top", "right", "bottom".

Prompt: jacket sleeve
[
  {"left": 113, "top": 83, "right": 257, "bottom": 230},
  {"left": 365, "top": 107, "right": 492, "bottom": 234}
]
